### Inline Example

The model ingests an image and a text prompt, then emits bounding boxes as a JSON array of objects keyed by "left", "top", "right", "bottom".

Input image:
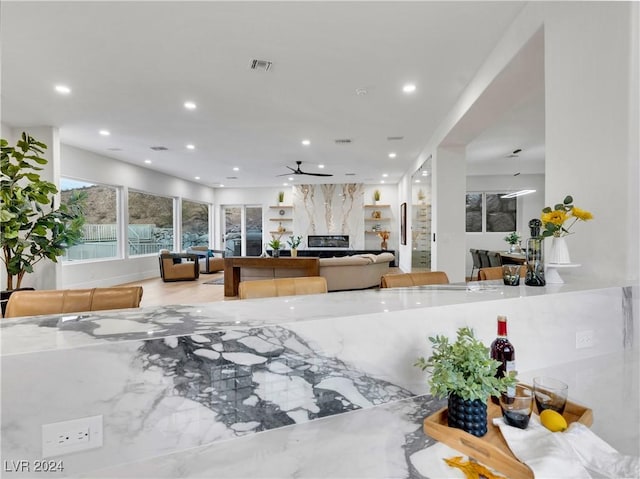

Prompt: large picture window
[
  {"left": 61, "top": 179, "right": 119, "bottom": 261},
  {"left": 182, "top": 199, "right": 209, "bottom": 248},
  {"left": 128, "top": 191, "right": 174, "bottom": 255},
  {"left": 466, "top": 192, "right": 516, "bottom": 233}
]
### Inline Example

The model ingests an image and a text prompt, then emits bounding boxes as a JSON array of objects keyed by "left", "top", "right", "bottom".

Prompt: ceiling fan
[{"left": 277, "top": 161, "right": 333, "bottom": 177}]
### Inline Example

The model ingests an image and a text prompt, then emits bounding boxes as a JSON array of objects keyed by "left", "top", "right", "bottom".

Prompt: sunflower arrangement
[{"left": 541, "top": 195, "right": 593, "bottom": 238}]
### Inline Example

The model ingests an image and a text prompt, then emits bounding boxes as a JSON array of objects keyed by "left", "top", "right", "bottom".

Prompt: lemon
[{"left": 540, "top": 409, "right": 568, "bottom": 432}]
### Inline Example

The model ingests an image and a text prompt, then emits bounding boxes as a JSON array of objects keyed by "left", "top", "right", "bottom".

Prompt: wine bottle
[
  {"left": 525, "top": 218, "right": 546, "bottom": 286},
  {"left": 490, "top": 315, "right": 516, "bottom": 404}
]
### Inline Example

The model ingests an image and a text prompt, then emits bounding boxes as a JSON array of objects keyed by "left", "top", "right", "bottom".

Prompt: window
[
  {"left": 61, "top": 178, "right": 119, "bottom": 261},
  {"left": 466, "top": 192, "right": 516, "bottom": 233},
  {"left": 182, "top": 200, "right": 209, "bottom": 249},
  {"left": 222, "top": 205, "right": 263, "bottom": 256},
  {"left": 128, "top": 191, "right": 173, "bottom": 255}
]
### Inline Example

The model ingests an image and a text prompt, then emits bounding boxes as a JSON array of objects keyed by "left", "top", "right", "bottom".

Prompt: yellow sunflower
[
  {"left": 571, "top": 206, "right": 593, "bottom": 221},
  {"left": 541, "top": 209, "right": 568, "bottom": 226}
]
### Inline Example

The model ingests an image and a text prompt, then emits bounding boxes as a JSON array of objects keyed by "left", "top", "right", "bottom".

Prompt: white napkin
[{"left": 493, "top": 415, "right": 640, "bottom": 479}]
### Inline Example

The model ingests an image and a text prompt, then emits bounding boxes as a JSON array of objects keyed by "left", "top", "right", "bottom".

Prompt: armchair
[
  {"left": 187, "top": 246, "right": 225, "bottom": 273},
  {"left": 158, "top": 250, "right": 199, "bottom": 282}
]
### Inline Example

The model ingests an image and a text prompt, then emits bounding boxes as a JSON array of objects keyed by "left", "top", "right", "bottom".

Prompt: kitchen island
[{"left": 1, "top": 279, "right": 637, "bottom": 478}]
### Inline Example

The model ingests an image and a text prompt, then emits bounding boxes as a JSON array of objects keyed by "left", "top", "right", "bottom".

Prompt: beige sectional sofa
[{"left": 240, "top": 252, "right": 395, "bottom": 292}]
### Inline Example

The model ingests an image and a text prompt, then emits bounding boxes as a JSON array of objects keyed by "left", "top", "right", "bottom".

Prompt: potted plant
[
  {"left": 287, "top": 235, "right": 302, "bottom": 257},
  {"left": 414, "top": 327, "right": 516, "bottom": 437},
  {"left": 277, "top": 191, "right": 285, "bottom": 205},
  {"left": 503, "top": 232, "right": 522, "bottom": 253},
  {"left": 1, "top": 132, "right": 86, "bottom": 293},
  {"left": 373, "top": 189, "right": 381, "bottom": 204},
  {"left": 268, "top": 237, "right": 282, "bottom": 258}
]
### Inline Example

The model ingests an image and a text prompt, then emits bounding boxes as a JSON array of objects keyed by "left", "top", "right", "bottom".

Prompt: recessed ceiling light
[
  {"left": 184, "top": 101, "right": 197, "bottom": 110},
  {"left": 388, "top": 152, "right": 397, "bottom": 158},
  {"left": 403, "top": 83, "right": 416, "bottom": 93},
  {"left": 186, "top": 144, "right": 195, "bottom": 150},
  {"left": 380, "top": 180, "right": 385, "bottom": 184},
  {"left": 318, "top": 164, "right": 325, "bottom": 169},
  {"left": 144, "top": 159, "right": 152, "bottom": 164},
  {"left": 415, "top": 179, "right": 421, "bottom": 183},
  {"left": 382, "top": 173, "right": 388, "bottom": 178},
  {"left": 219, "top": 184, "right": 224, "bottom": 187},
  {"left": 283, "top": 183, "right": 289, "bottom": 186},
  {"left": 233, "top": 167, "right": 239, "bottom": 171},
  {"left": 302, "top": 139, "right": 310, "bottom": 146},
  {"left": 99, "top": 130, "right": 110, "bottom": 136},
  {"left": 288, "top": 177, "right": 294, "bottom": 181},
  {"left": 422, "top": 171, "right": 428, "bottom": 176},
  {"left": 194, "top": 176, "right": 200, "bottom": 180},
  {"left": 54, "top": 85, "right": 71, "bottom": 94},
  {"left": 355, "top": 88, "right": 368, "bottom": 96}
]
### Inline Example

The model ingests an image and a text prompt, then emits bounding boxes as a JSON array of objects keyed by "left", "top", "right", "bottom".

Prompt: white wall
[
  {"left": 398, "top": 2, "right": 638, "bottom": 283},
  {"left": 60, "top": 145, "right": 215, "bottom": 288}
]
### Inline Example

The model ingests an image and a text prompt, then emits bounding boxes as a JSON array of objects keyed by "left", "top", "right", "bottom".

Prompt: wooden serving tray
[{"left": 423, "top": 397, "right": 593, "bottom": 479}]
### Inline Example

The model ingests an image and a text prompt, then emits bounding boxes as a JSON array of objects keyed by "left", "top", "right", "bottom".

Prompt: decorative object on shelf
[
  {"left": 377, "top": 230, "right": 389, "bottom": 250},
  {"left": 277, "top": 222, "right": 286, "bottom": 234},
  {"left": 1, "top": 132, "right": 87, "bottom": 291},
  {"left": 417, "top": 188, "right": 426, "bottom": 204},
  {"left": 286, "top": 235, "right": 302, "bottom": 257},
  {"left": 414, "top": 327, "right": 516, "bottom": 438},
  {"left": 371, "top": 210, "right": 381, "bottom": 219},
  {"left": 268, "top": 236, "right": 282, "bottom": 258},
  {"left": 277, "top": 191, "right": 285, "bottom": 205},
  {"left": 400, "top": 202, "right": 407, "bottom": 245},
  {"left": 278, "top": 209, "right": 286, "bottom": 216},
  {"left": 541, "top": 195, "right": 593, "bottom": 265},
  {"left": 503, "top": 231, "right": 522, "bottom": 253},
  {"left": 373, "top": 189, "right": 381, "bottom": 204}
]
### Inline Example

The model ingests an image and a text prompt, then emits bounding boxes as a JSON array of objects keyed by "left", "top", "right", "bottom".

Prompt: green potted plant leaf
[
  {"left": 1, "top": 132, "right": 87, "bottom": 296},
  {"left": 268, "top": 237, "right": 282, "bottom": 258},
  {"left": 414, "top": 327, "right": 516, "bottom": 437},
  {"left": 373, "top": 189, "right": 381, "bottom": 203},
  {"left": 277, "top": 191, "right": 285, "bottom": 205},
  {"left": 286, "top": 235, "right": 302, "bottom": 257}
]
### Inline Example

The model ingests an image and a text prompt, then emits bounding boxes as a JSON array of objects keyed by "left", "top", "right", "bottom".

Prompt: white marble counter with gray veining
[{"left": 0, "top": 281, "right": 637, "bottom": 478}]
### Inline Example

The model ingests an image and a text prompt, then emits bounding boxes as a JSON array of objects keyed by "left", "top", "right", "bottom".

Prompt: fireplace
[{"left": 307, "top": 235, "right": 349, "bottom": 248}]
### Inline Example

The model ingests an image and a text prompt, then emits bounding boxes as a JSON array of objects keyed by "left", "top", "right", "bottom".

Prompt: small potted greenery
[
  {"left": 287, "top": 235, "right": 302, "bottom": 257},
  {"left": 277, "top": 191, "right": 285, "bottom": 205},
  {"left": 268, "top": 237, "right": 282, "bottom": 257},
  {"left": 373, "top": 189, "right": 381, "bottom": 204},
  {"left": 503, "top": 231, "right": 522, "bottom": 253},
  {"left": 415, "top": 327, "right": 516, "bottom": 437}
]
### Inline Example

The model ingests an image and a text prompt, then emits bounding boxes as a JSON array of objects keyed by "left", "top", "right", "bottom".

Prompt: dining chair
[
  {"left": 469, "top": 249, "right": 482, "bottom": 280},
  {"left": 488, "top": 251, "right": 503, "bottom": 267},
  {"left": 238, "top": 276, "right": 328, "bottom": 299},
  {"left": 380, "top": 271, "right": 449, "bottom": 288},
  {"left": 477, "top": 250, "right": 491, "bottom": 268},
  {"left": 478, "top": 266, "right": 526, "bottom": 281}
]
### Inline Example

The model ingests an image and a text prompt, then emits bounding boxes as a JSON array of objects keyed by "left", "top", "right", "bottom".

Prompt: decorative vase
[
  {"left": 272, "top": 249, "right": 280, "bottom": 258},
  {"left": 447, "top": 393, "right": 488, "bottom": 437},
  {"left": 381, "top": 240, "right": 388, "bottom": 250},
  {"left": 548, "top": 236, "right": 571, "bottom": 264},
  {"left": 291, "top": 249, "right": 298, "bottom": 258}
]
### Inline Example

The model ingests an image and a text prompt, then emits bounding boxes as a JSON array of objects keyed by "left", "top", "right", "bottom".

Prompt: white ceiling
[{"left": 1, "top": 1, "right": 543, "bottom": 188}]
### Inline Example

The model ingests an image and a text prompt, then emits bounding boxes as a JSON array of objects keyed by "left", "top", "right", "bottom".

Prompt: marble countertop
[
  {"left": 84, "top": 350, "right": 640, "bottom": 478},
  {"left": 1, "top": 278, "right": 632, "bottom": 356}
]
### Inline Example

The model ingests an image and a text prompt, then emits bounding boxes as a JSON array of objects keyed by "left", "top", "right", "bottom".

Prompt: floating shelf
[
  {"left": 269, "top": 231, "right": 292, "bottom": 234},
  {"left": 269, "top": 205, "right": 293, "bottom": 208},
  {"left": 268, "top": 218, "right": 293, "bottom": 221},
  {"left": 365, "top": 218, "right": 391, "bottom": 221},
  {"left": 364, "top": 204, "right": 390, "bottom": 207}
]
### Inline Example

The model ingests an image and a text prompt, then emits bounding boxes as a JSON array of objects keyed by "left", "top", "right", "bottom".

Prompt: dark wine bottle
[{"left": 490, "top": 315, "right": 516, "bottom": 404}]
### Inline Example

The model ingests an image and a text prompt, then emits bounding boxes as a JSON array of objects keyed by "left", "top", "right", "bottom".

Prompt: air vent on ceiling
[
  {"left": 345, "top": 173, "right": 356, "bottom": 176},
  {"left": 226, "top": 176, "right": 238, "bottom": 180},
  {"left": 107, "top": 148, "right": 122, "bottom": 151},
  {"left": 150, "top": 146, "right": 168, "bottom": 151},
  {"left": 387, "top": 136, "right": 404, "bottom": 141},
  {"left": 334, "top": 139, "right": 352, "bottom": 144},
  {"left": 249, "top": 59, "right": 273, "bottom": 71}
]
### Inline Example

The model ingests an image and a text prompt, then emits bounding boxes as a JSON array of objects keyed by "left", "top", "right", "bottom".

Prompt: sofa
[{"left": 239, "top": 252, "right": 395, "bottom": 292}]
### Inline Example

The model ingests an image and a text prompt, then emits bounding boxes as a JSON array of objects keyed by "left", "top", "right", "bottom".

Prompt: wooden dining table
[{"left": 498, "top": 251, "right": 527, "bottom": 265}]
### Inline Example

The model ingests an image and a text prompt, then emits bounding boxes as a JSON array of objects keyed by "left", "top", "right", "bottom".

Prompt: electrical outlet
[
  {"left": 575, "top": 330, "right": 594, "bottom": 349},
  {"left": 42, "top": 415, "right": 103, "bottom": 458}
]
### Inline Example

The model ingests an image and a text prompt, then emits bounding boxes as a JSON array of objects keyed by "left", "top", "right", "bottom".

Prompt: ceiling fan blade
[{"left": 300, "top": 172, "right": 333, "bottom": 177}]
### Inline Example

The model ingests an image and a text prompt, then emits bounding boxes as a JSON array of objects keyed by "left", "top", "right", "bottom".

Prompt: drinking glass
[
  {"left": 533, "top": 377, "right": 568, "bottom": 415},
  {"left": 499, "top": 384, "right": 533, "bottom": 429},
  {"left": 502, "top": 264, "right": 520, "bottom": 286}
]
